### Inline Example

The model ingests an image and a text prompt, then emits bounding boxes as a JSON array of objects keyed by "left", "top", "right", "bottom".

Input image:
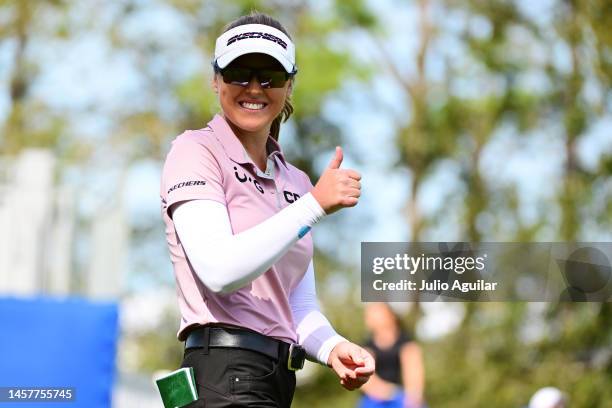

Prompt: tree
[{"left": 0, "top": 0, "right": 72, "bottom": 156}]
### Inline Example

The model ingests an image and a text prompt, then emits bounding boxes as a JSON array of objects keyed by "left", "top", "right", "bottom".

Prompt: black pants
[{"left": 180, "top": 344, "right": 296, "bottom": 407}]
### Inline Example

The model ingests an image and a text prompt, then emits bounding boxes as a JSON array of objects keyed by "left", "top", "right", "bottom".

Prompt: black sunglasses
[{"left": 214, "top": 62, "right": 296, "bottom": 89}]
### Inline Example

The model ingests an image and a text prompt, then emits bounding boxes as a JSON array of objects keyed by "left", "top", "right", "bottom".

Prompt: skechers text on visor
[{"left": 213, "top": 24, "right": 297, "bottom": 74}]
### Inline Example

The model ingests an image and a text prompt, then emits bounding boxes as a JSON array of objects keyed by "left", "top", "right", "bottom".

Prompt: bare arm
[{"left": 400, "top": 342, "right": 425, "bottom": 407}]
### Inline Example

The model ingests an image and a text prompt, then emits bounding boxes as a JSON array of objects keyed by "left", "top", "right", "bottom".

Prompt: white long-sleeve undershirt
[
  {"left": 173, "top": 192, "right": 324, "bottom": 294},
  {"left": 290, "top": 260, "right": 347, "bottom": 364},
  {"left": 172, "top": 195, "right": 346, "bottom": 364}
]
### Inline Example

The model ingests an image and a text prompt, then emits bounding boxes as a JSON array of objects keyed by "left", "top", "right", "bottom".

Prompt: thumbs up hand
[{"left": 311, "top": 146, "right": 361, "bottom": 215}]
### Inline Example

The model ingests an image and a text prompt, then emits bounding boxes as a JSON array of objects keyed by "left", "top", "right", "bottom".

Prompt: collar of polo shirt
[{"left": 209, "top": 114, "right": 289, "bottom": 174}]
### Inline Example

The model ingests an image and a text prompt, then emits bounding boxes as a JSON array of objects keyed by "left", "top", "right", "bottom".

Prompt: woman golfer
[
  {"left": 359, "top": 303, "right": 425, "bottom": 408},
  {"left": 160, "top": 12, "right": 375, "bottom": 407}
]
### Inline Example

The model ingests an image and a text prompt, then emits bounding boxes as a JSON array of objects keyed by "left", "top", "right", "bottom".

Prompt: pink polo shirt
[{"left": 160, "top": 114, "right": 314, "bottom": 343}]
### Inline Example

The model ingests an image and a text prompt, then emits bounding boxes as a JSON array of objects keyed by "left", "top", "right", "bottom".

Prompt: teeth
[{"left": 241, "top": 102, "right": 265, "bottom": 110}]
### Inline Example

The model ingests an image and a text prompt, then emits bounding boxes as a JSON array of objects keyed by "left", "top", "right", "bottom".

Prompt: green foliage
[
  {"left": 364, "top": 0, "right": 612, "bottom": 406},
  {"left": 174, "top": 74, "right": 219, "bottom": 131},
  {"left": 125, "top": 309, "right": 185, "bottom": 373},
  {"left": 333, "top": 0, "right": 378, "bottom": 28},
  {"left": 0, "top": 0, "right": 74, "bottom": 158},
  {"left": 423, "top": 303, "right": 612, "bottom": 407}
]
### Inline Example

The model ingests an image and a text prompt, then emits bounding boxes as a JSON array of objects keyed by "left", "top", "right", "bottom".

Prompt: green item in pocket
[{"left": 155, "top": 367, "right": 198, "bottom": 408}]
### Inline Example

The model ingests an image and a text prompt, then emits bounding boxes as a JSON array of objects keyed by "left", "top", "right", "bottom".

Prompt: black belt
[{"left": 185, "top": 325, "right": 306, "bottom": 371}]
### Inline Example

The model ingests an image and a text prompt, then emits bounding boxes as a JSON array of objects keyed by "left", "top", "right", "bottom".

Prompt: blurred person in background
[
  {"left": 159, "top": 11, "right": 374, "bottom": 407},
  {"left": 359, "top": 303, "right": 425, "bottom": 408},
  {"left": 528, "top": 387, "right": 568, "bottom": 408}
]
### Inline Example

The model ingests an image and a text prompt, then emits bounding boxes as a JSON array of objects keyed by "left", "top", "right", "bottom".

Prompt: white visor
[{"left": 214, "top": 24, "right": 296, "bottom": 74}]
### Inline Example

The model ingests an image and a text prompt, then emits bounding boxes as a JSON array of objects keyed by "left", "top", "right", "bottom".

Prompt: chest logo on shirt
[
  {"left": 234, "top": 166, "right": 264, "bottom": 194},
  {"left": 283, "top": 190, "right": 301, "bottom": 203}
]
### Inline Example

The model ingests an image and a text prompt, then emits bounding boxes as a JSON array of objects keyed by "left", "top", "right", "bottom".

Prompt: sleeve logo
[{"left": 167, "top": 180, "right": 206, "bottom": 194}]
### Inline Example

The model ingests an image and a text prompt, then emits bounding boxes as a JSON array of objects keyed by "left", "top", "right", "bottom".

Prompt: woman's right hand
[{"left": 311, "top": 146, "right": 361, "bottom": 215}]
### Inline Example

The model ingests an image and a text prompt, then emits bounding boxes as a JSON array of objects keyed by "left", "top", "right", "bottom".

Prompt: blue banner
[{"left": 0, "top": 296, "right": 119, "bottom": 407}]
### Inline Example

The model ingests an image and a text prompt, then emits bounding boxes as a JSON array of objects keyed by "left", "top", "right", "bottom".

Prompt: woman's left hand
[{"left": 327, "top": 341, "right": 375, "bottom": 390}]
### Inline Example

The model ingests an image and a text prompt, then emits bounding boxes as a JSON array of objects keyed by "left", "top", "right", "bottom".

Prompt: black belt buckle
[{"left": 287, "top": 343, "right": 305, "bottom": 371}]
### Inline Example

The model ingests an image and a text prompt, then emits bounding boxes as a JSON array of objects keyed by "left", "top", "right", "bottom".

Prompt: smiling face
[{"left": 212, "top": 53, "right": 292, "bottom": 138}]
